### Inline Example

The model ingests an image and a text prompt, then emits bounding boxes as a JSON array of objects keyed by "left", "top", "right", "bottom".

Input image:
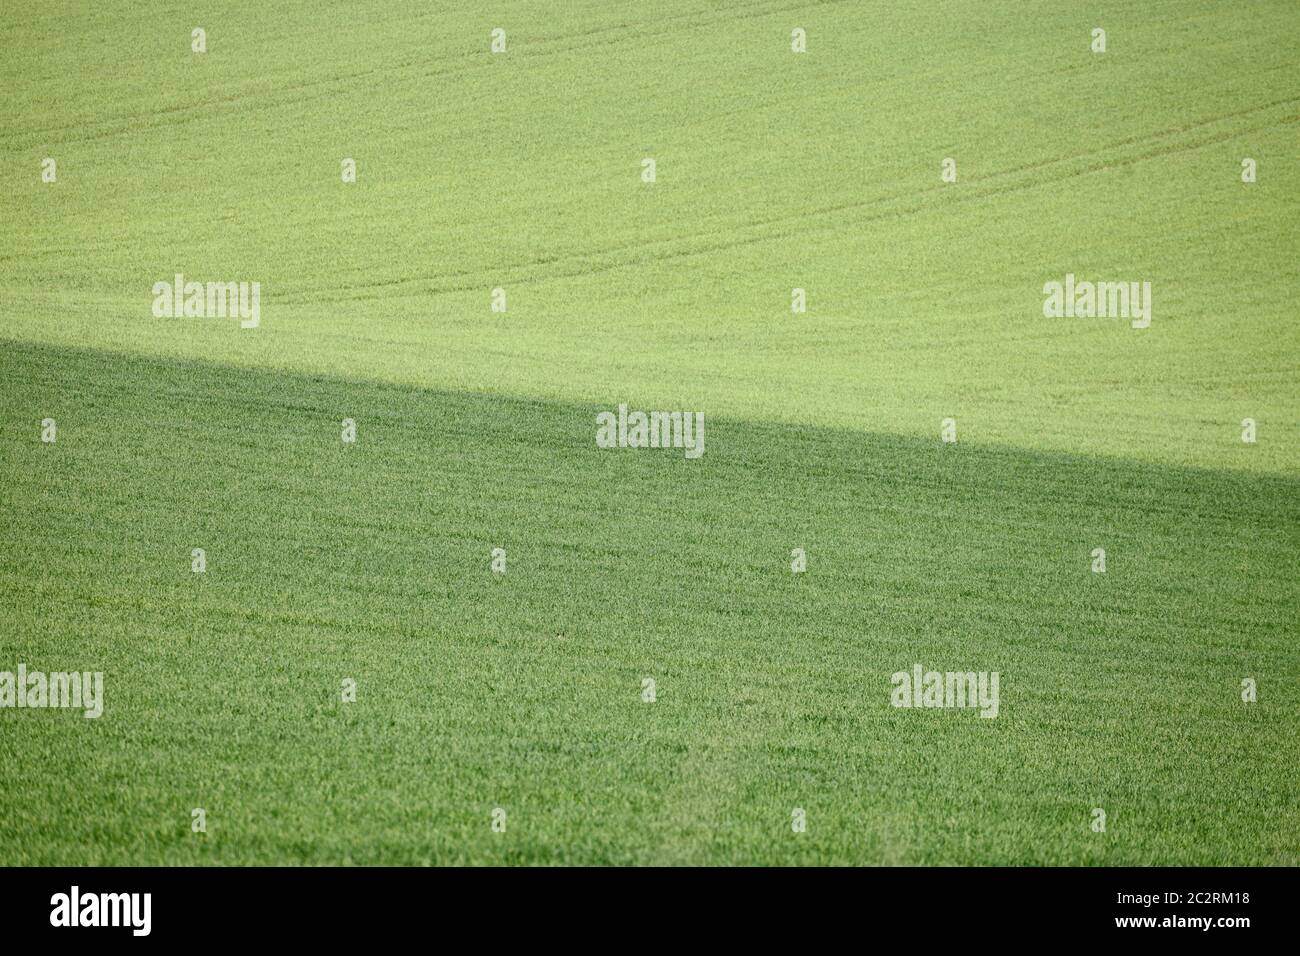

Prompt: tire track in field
[
  {"left": 4, "top": 97, "right": 1289, "bottom": 309},
  {"left": 275, "top": 101, "right": 1299, "bottom": 306},
  {"left": 483, "top": 0, "right": 848, "bottom": 63},
  {"left": 0, "top": 0, "right": 841, "bottom": 151}
]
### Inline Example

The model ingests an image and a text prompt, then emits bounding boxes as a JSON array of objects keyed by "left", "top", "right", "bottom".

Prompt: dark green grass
[{"left": 1, "top": 340, "right": 1295, "bottom": 864}]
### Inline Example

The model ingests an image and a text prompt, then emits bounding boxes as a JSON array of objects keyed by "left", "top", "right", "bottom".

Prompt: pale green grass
[{"left": 1, "top": 0, "right": 1296, "bottom": 471}]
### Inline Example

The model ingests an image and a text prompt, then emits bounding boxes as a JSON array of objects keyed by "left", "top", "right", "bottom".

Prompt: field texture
[{"left": 1, "top": 1, "right": 1297, "bottom": 864}]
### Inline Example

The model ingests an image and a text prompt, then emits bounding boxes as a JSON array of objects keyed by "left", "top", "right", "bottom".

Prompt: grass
[
  {"left": 1, "top": 341, "right": 1295, "bottom": 864},
  {"left": 0, "top": 0, "right": 1297, "bottom": 864}
]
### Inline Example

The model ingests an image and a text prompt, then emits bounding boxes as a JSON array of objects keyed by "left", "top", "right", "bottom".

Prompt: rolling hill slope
[{"left": 0, "top": 1, "right": 1296, "bottom": 864}]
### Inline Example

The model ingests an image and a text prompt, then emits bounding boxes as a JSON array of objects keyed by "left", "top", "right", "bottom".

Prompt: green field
[{"left": 1, "top": 1, "right": 1297, "bottom": 865}]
